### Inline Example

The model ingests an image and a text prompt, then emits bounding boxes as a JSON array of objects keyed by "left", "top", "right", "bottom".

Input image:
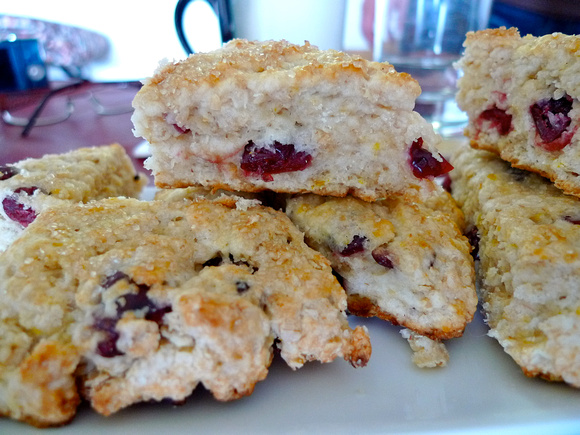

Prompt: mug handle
[{"left": 174, "top": 0, "right": 235, "bottom": 55}]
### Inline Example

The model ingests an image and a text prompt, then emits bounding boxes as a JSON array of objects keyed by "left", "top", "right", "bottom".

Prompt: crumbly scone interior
[{"left": 140, "top": 110, "right": 442, "bottom": 202}]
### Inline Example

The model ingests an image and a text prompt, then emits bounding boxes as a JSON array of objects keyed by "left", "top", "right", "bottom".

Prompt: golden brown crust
[
  {"left": 347, "top": 294, "right": 463, "bottom": 341},
  {"left": 470, "top": 140, "right": 580, "bottom": 198},
  {"left": 0, "top": 341, "right": 81, "bottom": 428},
  {"left": 348, "top": 293, "right": 402, "bottom": 325},
  {"left": 344, "top": 326, "right": 373, "bottom": 368},
  {"left": 450, "top": 145, "right": 580, "bottom": 388},
  {"left": 146, "top": 39, "right": 420, "bottom": 102},
  {"left": 463, "top": 26, "right": 520, "bottom": 44},
  {"left": 0, "top": 144, "right": 147, "bottom": 252},
  {"left": 1, "top": 144, "right": 146, "bottom": 201}
]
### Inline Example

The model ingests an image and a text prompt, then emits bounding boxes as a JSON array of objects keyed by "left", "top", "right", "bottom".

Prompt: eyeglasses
[{"left": 1, "top": 80, "right": 142, "bottom": 137}]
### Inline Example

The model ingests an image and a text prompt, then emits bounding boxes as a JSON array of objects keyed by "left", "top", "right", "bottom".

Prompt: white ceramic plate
[
  {"left": 3, "top": 189, "right": 580, "bottom": 434},
  {"left": 4, "top": 311, "right": 580, "bottom": 434}
]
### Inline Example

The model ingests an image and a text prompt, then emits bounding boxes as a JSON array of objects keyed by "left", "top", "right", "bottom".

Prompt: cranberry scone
[
  {"left": 132, "top": 39, "right": 452, "bottom": 202},
  {"left": 450, "top": 145, "right": 580, "bottom": 388},
  {"left": 0, "top": 144, "right": 147, "bottom": 252},
  {"left": 160, "top": 187, "right": 459, "bottom": 367},
  {"left": 284, "top": 193, "right": 477, "bottom": 341},
  {"left": 0, "top": 195, "right": 370, "bottom": 427},
  {"left": 456, "top": 27, "right": 580, "bottom": 197}
]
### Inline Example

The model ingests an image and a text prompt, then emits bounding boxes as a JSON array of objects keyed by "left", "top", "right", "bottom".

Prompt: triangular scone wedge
[
  {"left": 0, "top": 144, "right": 147, "bottom": 252},
  {"left": 449, "top": 145, "right": 580, "bottom": 388},
  {"left": 132, "top": 39, "right": 452, "bottom": 202},
  {"left": 456, "top": 27, "right": 580, "bottom": 197},
  {"left": 0, "top": 195, "right": 370, "bottom": 427},
  {"left": 285, "top": 192, "right": 477, "bottom": 340}
]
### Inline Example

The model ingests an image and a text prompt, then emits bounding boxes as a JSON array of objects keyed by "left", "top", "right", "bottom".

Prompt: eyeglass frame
[{"left": 1, "top": 79, "right": 142, "bottom": 137}]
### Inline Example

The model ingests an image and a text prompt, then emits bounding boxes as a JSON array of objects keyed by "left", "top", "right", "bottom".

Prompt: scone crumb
[
  {"left": 231, "top": 196, "right": 262, "bottom": 211},
  {"left": 400, "top": 329, "right": 449, "bottom": 368}
]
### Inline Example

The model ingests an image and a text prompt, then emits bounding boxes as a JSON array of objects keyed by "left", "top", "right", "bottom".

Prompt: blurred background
[
  {"left": 2, "top": 0, "right": 580, "bottom": 85},
  {"left": 0, "top": 0, "right": 370, "bottom": 82}
]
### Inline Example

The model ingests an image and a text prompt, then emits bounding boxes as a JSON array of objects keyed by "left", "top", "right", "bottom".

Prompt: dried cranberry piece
[
  {"left": 94, "top": 273, "right": 174, "bottom": 357},
  {"left": 530, "top": 95, "right": 573, "bottom": 150},
  {"left": 240, "top": 141, "right": 312, "bottom": 182},
  {"left": 14, "top": 187, "right": 37, "bottom": 195},
  {"left": 0, "top": 165, "right": 19, "bottom": 181},
  {"left": 101, "top": 271, "right": 130, "bottom": 289},
  {"left": 409, "top": 138, "right": 453, "bottom": 179},
  {"left": 94, "top": 317, "right": 123, "bottom": 358},
  {"left": 2, "top": 186, "right": 39, "bottom": 227},
  {"left": 102, "top": 271, "right": 173, "bottom": 325},
  {"left": 478, "top": 106, "right": 512, "bottom": 136},
  {"left": 564, "top": 216, "right": 580, "bottom": 225},
  {"left": 371, "top": 244, "right": 394, "bottom": 269},
  {"left": 115, "top": 281, "right": 172, "bottom": 325},
  {"left": 146, "top": 306, "right": 173, "bottom": 325},
  {"left": 97, "top": 339, "right": 122, "bottom": 358},
  {"left": 439, "top": 174, "right": 452, "bottom": 193},
  {"left": 116, "top": 284, "right": 152, "bottom": 313},
  {"left": 172, "top": 124, "right": 190, "bottom": 134},
  {"left": 340, "top": 235, "right": 367, "bottom": 256},
  {"left": 163, "top": 113, "right": 190, "bottom": 134},
  {"left": 464, "top": 226, "right": 480, "bottom": 260}
]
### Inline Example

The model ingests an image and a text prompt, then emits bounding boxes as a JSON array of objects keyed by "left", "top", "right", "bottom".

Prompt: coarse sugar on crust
[
  {"left": 0, "top": 144, "right": 147, "bottom": 252},
  {"left": 0, "top": 195, "right": 370, "bottom": 427},
  {"left": 284, "top": 192, "right": 476, "bottom": 341},
  {"left": 449, "top": 145, "right": 580, "bottom": 388},
  {"left": 132, "top": 39, "right": 451, "bottom": 202},
  {"left": 456, "top": 27, "right": 580, "bottom": 197}
]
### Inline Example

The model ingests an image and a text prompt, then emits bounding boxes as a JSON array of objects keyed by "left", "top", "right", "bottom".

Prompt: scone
[
  {"left": 0, "top": 144, "right": 147, "bottom": 252},
  {"left": 456, "top": 27, "right": 580, "bottom": 197},
  {"left": 0, "top": 195, "right": 370, "bottom": 427},
  {"left": 156, "top": 187, "right": 459, "bottom": 368},
  {"left": 449, "top": 145, "right": 580, "bottom": 388},
  {"left": 132, "top": 39, "right": 452, "bottom": 202},
  {"left": 284, "top": 193, "right": 477, "bottom": 340}
]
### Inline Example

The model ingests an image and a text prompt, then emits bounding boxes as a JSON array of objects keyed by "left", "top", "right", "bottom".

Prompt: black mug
[{"left": 174, "top": 0, "right": 235, "bottom": 55}]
